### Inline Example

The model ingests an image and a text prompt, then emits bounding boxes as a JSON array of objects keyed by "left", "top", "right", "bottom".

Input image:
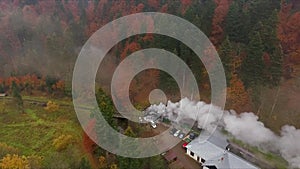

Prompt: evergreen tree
[
  {"left": 146, "top": 155, "right": 167, "bottom": 169},
  {"left": 11, "top": 81, "right": 23, "bottom": 113},
  {"left": 260, "top": 10, "right": 283, "bottom": 86},
  {"left": 184, "top": 0, "right": 216, "bottom": 36},
  {"left": 241, "top": 31, "right": 265, "bottom": 88},
  {"left": 0, "top": 83, "right": 4, "bottom": 93},
  {"left": 117, "top": 126, "right": 142, "bottom": 169},
  {"left": 225, "top": 1, "right": 249, "bottom": 43},
  {"left": 79, "top": 157, "right": 92, "bottom": 169},
  {"left": 95, "top": 88, "right": 116, "bottom": 127},
  {"left": 92, "top": 88, "right": 117, "bottom": 152},
  {"left": 248, "top": 0, "right": 280, "bottom": 27},
  {"left": 251, "top": 11, "right": 283, "bottom": 86},
  {"left": 219, "top": 36, "right": 234, "bottom": 85},
  {"left": 45, "top": 76, "right": 57, "bottom": 93}
]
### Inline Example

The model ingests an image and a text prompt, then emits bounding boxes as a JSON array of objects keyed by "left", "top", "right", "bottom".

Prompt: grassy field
[
  {"left": 0, "top": 96, "right": 86, "bottom": 168},
  {"left": 0, "top": 93, "right": 292, "bottom": 168}
]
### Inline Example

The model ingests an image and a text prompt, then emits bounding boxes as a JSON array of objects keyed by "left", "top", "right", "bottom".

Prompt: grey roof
[
  {"left": 206, "top": 130, "right": 229, "bottom": 150},
  {"left": 203, "top": 153, "right": 230, "bottom": 168},
  {"left": 203, "top": 151, "right": 260, "bottom": 169}
]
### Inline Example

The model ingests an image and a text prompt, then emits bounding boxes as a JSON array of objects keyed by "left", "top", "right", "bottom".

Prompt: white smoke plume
[{"left": 146, "top": 98, "right": 300, "bottom": 168}]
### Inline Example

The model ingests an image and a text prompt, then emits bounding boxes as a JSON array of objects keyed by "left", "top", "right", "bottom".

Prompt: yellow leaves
[
  {"left": 0, "top": 154, "right": 30, "bottom": 169},
  {"left": 44, "top": 101, "right": 59, "bottom": 112},
  {"left": 98, "top": 156, "right": 106, "bottom": 169},
  {"left": 0, "top": 154, "right": 43, "bottom": 169},
  {"left": 98, "top": 156, "right": 118, "bottom": 169},
  {"left": 110, "top": 163, "right": 118, "bottom": 169},
  {"left": 52, "top": 134, "right": 74, "bottom": 152}
]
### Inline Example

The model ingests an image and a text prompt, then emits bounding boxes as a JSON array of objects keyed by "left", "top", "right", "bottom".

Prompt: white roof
[
  {"left": 186, "top": 139, "right": 226, "bottom": 160},
  {"left": 204, "top": 152, "right": 259, "bottom": 169},
  {"left": 186, "top": 131, "right": 260, "bottom": 169}
]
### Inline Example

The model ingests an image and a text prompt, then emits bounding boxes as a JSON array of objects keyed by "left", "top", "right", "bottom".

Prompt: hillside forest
[{"left": 0, "top": 0, "right": 300, "bottom": 168}]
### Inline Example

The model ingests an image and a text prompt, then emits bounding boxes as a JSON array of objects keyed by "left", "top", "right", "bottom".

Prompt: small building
[
  {"left": 0, "top": 93, "right": 7, "bottom": 97},
  {"left": 185, "top": 131, "right": 260, "bottom": 169},
  {"left": 163, "top": 150, "right": 177, "bottom": 163}
]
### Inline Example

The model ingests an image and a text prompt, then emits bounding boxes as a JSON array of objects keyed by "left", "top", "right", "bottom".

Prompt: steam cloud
[{"left": 146, "top": 98, "right": 300, "bottom": 168}]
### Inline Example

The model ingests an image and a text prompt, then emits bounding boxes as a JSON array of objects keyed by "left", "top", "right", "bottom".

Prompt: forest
[{"left": 0, "top": 0, "right": 300, "bottom": 168}]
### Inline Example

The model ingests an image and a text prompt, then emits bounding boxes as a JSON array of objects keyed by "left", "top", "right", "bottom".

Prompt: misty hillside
[
  {"left": 0, "top": 0, "right": 300, "bottom": 168},
  {"left": 0, "top": 0, "right": 299, "bottom": 126}
]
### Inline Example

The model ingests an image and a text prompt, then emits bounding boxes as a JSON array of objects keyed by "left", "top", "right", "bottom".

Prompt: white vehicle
[
  {"left": 150, "top": 121, "right": 157, "bottom": 128},
  {"left": 174, "top": 130, "right": 181, "bottom": 137},
  {"left": 179, "top": 133, "right": 185, "bottom": 139}
]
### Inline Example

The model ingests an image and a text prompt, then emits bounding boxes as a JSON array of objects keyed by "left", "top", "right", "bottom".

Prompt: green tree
[
  {"left": 79, "top": 157, "right": 91, "bottom": 169},
  {"left": 0, "top": 84, "right": 4, "bottom": 93},
  {"left": 95, "top": 88, "right": 115, "bottom": 127},
  {"left": 145, "top": 155, "right": 167, "bottom": 169},
  {"left": 184, "top": 0, "right": 215, "bottom": 36},
  {"left": 257, "top": 11, "right": 283, "bottom": 86},
  {"left": 45, "top": 76, "right": 57, "bottom": 93},
  {"left": 248, "top": 0, "right": 280, "bottom": 27},
  {"left": 92, "top": 88, "right": 118, "bottom": 159},
  {"left": 225, "top": 1, "right": 249, "bottom": 43},
  {"left": 241, "top": 31, "right": 265, "bottom": 88},
  {"left": 219, "top": 36, "right": 234, "bottom": 84},
  {"left": 11, "top": 81, "right": 23, "bottom": 113},
  {"left": 117, "top": 126, "right": 142, "bottom": 169}
]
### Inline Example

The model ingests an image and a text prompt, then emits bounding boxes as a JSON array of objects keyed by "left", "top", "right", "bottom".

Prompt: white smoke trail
[{"left": 146, "top": 98, "right": 300, "bottom": 168}]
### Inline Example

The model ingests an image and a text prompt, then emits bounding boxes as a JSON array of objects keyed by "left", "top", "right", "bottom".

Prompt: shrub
[
  {"left": 52, "top": 134, "right": 74, "bottom": 151},
  {"left": 0, "top": 143, "right": 19, "bottom": 159},
  {"left": 99, "top": 156, "right": 107, "bottom": 169},
  {"left": 79, "top": 157, "right": 91, "bottom": 169},
  {"left": 44, "top": 101, "right": 59, "bottom": 112},
  {"left": 42, "top": 147, "right": 81, "bottom": 169},
  {"left": 0, "top": 154, "right": 30, "bottom": 169},
  {"left": 110, "top": 163, "right": 118, "bottom": 169}
]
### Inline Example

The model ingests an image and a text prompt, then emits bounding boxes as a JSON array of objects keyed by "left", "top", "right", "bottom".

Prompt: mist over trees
[{"left": 0, "top": 0, "right": 298, "bottom": 111}]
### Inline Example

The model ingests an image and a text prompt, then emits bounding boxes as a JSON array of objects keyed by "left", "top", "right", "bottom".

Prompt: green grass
[
  {"left": 230, "top": 138, "right": 288, "bottom": 169},
  {"left": 0, "top": 97, "right": 84, "bottom": 158}
]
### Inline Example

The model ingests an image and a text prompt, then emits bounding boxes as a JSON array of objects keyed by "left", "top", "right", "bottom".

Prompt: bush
[
  {"left": 79, "top": 157, "right": 91, "bottom": 169},
  {"left": 42, "top": 147, "right": 81, "bottom": 169},
  {"left": 0, "top": 143, "right": 19, "bottom": 159},
  {"left": 0, "top": 154, "right": 30, "bottom": 169},
  {"left": 44, "top": 101, "right": 59, "bottom": 112},
  {"left": 110, "top": 163, "right": 118, "bottom": 169},
  {"left": 52, "top": 134, "right": 74, "bottom": 151}
]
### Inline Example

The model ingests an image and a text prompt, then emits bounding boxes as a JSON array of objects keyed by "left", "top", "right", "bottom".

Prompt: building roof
[
  {"left": 186, "top": 130, "right": 260, "bottom": 169},
  {"left": 186, "top": 130, "right": 229, "bottom": 160},
  {"left": 203, "top": 151, "right": 260, "bottom": 169},
  {"left": 206, "top": 130, "right": 229, "bottom": 150},
  {"left": 164, "top": 150, "right": 177, "bottom": 162},
  {"left": 186, "top": 138, "right": 226, "bottom": 160}
]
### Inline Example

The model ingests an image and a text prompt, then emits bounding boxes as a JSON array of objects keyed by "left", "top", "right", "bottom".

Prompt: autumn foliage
[
  {"left": 52, "top": 134, "right": 74, "bottom": 152},
  {"left": 82, "top": 119, "right": 97, "bottom": 154},
  {"left": 44, "top": 101, "right": 59, "bottom": 113},
  {"left": 227, "top": 74, "right": 251, "bottom": 112},
  {"left": 278, "top": 2, "right": 300, "bottom": 67},
  {"left": 0, "top": 154, "right": 30, "bottom": 169},
  {"left": 0, "top": 143, "right": 19, "bottom": 159},
  {"left": 210, "top": 0, "right": 232, "bottom": 46}
]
